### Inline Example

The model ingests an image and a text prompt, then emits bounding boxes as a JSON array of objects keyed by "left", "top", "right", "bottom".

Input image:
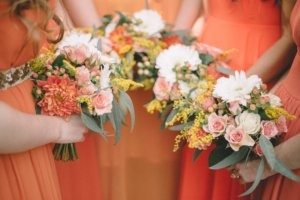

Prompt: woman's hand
[
  {"left": 55, "top": 115, "right": 87, "bottom": 144},
  {"left": 231, "top": 159, "right": 275, "bottom": 183}
]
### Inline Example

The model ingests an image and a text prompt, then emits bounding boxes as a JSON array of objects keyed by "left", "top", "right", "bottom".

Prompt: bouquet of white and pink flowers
[
  {"left": 99, "top": 9, "right": 187, "bottom": 89},
  {"left": 30, "top": 31, "right": 142, "bottom": 161},
  {"left": 145, "top": 43, "right": 228, "bottom": 120},
  {"left": 167, "top": 70, "right": 299, "bottom": 195}
]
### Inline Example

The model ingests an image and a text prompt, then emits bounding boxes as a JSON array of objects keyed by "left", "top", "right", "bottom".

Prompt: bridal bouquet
[
  {"left": 99, "top": 9, "right": 184, "bottom": 89},
  {"left": 30, "top": 31, "right": 142, "bottom": 161},
  {"left": 167, "top": 70, "right": 299, "bottom": 195},
  {"left": 145, "top": 43, "right": 227, "bottom": 117}
]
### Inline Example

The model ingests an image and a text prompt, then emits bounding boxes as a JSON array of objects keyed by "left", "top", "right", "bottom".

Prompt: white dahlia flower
[
  {"left": 133, "top": 9, "right": 165, "bottom": 36},
  {"left": 155, "top": 44, "right": 201, "bottom": 84},
  {"left": 213, "top": 71, "right": 262, "bottom": 105}
]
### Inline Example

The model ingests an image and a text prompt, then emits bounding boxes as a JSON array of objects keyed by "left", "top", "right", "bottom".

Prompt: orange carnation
[{"left": 37, "top": 76, "right": 80, "bottom": 119}]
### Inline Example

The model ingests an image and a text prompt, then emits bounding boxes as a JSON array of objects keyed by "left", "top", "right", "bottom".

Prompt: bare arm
[
  {"left": 236, "top": 133, "right": 300, "bottom": 183},
  {"left": 173, "top": 0, "right": 204, "bottom": 30},
  {"left": 0, "top": 102, "right": 86, "bottom": 154},
  {"left": 60, "top": 0, "right": 102, "bottom": 27},
  {"left": 246, "top": 0, "right": 297, "bottom": 84}
]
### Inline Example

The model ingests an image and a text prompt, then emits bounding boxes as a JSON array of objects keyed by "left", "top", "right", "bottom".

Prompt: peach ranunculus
[
  {"left": 37, "top": 76, "right": 80, "bottom": 118},
  {"left": 224, "top": 125, "right": 255, "bottom": 151},
  {"left": 203, "top": 113, "right": 228, "bottom": 137},
  {"left": 75, "top": 66, "right": 91, "bottom": 86},
  {"left": 153, "top": 77, "right": 172, "bottom": 101},
  {"left": 91, "top": 89, "right": 113, "bottom": 115},
  {"left": 261, "top": 120, "right": 279, "bottom": 139}
]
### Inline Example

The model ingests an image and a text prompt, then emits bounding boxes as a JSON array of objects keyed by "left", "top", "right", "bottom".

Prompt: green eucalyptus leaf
[
  {"left": 165, "top": 108, "right": 179, "bottom": 125},
  {"left": 215, "top": 66, "right": 234, "bottom": 76},
  {"left": 52, "top": 54, "right": 65, "bottom": 67},
  {"left": 199, "top": 54, "right": 214, "bottom": 65},
  {"left": 209, "top": 146, "right": 249, "bottom": 169},
  {"left": 193, "top": 149, "right": 203, "bottom": 162},
  {"left": 168, "top": 121, "right": 193, "bottom": 131},
  {"left": 108, "top": 99, "right": 124, "bottom": 144},
  {"left": 259, "top": 135, "right": 276, "bottom": 169},
  {"left": 240, "top": 159, "right": 265, "bottom": 197},
  {"left": 119, "top": 90, "right": 135, "bottom": 131},
  {"left": 81, "top": 112, "right": 107, "bottom": 138},
  {"left": 274, "top": 159, "right": 300, "bottom": 182}
]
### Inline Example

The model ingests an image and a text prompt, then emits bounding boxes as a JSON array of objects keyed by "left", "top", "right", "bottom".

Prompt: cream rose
[{"left": 235, "top": 111, "right": 261, "bottom": 135}]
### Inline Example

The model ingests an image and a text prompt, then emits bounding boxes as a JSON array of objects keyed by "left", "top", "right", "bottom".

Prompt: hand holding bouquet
[
  {"left": 166, "top": 70, "right": 299, "bottom": 195},
  {"left": 30, "top": 31, "right": 142, "bottom": 161}
]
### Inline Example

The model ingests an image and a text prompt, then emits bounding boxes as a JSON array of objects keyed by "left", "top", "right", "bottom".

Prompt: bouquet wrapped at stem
[{"left": 30, "top": 31, "right": 142, "bottom": 161}]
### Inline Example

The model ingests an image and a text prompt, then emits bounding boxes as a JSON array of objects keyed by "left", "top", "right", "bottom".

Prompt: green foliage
[
  {"left": 193, "top": 149, "right": 203, "bottom": 162},
  {"left": 209, "top": 146, "right": 249, "bottom": 169},
  {"left": 199, "top": 54, "right": 214, "bottom": 65},
  {"left": 52, "top": 54, "right": 65, "bottom": 67},
  {"left": 81, "top": 112, "right": 107, "bottom": 138},
  {"left": 119, "top": 90, "right": 135, "bottom": 131}
]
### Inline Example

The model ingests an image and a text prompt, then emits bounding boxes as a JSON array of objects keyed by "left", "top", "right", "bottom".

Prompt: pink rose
[
  {"left": 203, "top": 113, "right": 228, "bottom": 137},
  {"left": 91, "top": 89, "right": 113, "bottom": 115},
  {"left": 224, "top": 125, "right": 255, "bottom": 151},
  {"left": 63, "top": 45, "right": 90, "bottom": 64},
  {"left": 261, "top": 120, "right": 279, "bottom": 139},
  {"left": 276, "top": 115, "right": 288, "bottom": 133},
  {"left": 153, "top": 77, "right": 172, "bottom": 101},
  {"left": 79, "top": 83, "right": 97, "bottom": 95},
  {"left": 228, "top": 101, "right": 241, "bottom": 115},
  {"left": 76, "top": 66, "right": 91, "bottom": 86},
  {"left": 254, "top": 144, "right": 263, "bottom": 157},
  {"left": 202, "top": 97, "right": 215, "bottom": 111}
]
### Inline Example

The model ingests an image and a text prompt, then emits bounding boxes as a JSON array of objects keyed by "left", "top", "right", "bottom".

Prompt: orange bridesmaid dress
[
  {"left": 0, "top": 1, "right": 62, "bottom": 199},
  {"left": 179, "top": 1, "right": 281, "bottom": 200},
  {"left": 93, "top": 0, "right": 182, "bottom": 24},
  {"left": 92, "top": 1, "right": 182, "bottom": 200},
  {"left": 259, "top": 1, "right": 300, "bottom": 199}
]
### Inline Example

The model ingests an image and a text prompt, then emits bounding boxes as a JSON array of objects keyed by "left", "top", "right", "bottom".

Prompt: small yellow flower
[
  {"left": 77, "top": 95, "right": 93, "bottom": 114},
  {"left": 145, "top": 99, "right": 167, "bottom": 114},
  {"left": 265, "top": 107, "right": 296, "bottom": 120},
  {"left": 111, "top": 77, "right": 144, "bottom": 91}
]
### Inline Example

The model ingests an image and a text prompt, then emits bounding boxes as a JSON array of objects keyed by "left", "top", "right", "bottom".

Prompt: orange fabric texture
[
  {"left": 89, "top": 1, "right": 183, "bottom": 200},
  {"left": 259, "top": 1, "right": 300, "bottom": 199},
  {"left": 96, "top": 90, "right": 182, "bottom": 200},
  {"left": 178, "top": 1, "right": 281, "bottom": 200},
  {"left": 93, "top": 0, "right": 182, "bottom": 24},
  {"left": 0, "top": 1, "right": 61, "bottom": 199}
]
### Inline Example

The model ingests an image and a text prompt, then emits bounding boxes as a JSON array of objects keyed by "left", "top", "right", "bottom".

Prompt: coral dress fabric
[
  {"left": 258, "top": 1, "right": 300, "bottom": 199},
  {"left": 0, "top": 1, "right": 62, "bottom": 199},
  {"left": 87, "top": 1, "right": 183, "bottom": 200},
  {"left": 179, "top": 1, "right": 281, "bottom": 200},
  {"left": 54, "top": 133, "right": 103, "bottom": 200},
  {"left": 93, "top": 0, "right": 182, "bottom": 24}
]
